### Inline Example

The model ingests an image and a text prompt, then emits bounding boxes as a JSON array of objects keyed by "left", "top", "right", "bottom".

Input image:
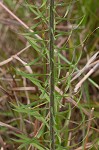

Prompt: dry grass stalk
[
  {"left": 22, "top": 77, "right": 30, "bottom": 104},
  {"left": 0, "top": 45, "right": 30, "bottom": 66},
  {"left": 72, "top": 51, "right": 99, "bottom": 82},
  {"left": 74, "top": 63, "right": 99, "bottom": 92},
  {"left": 10, "top": 86, "right": 36, "bottom": 91},
  {"left": 84, "top": 108, "right": 94, "bottom": 150},
  {"left": 0, "top": 135, "right": 6, "bottom": 149},
  {"left": 55, "top": 85, "right": 90, "bottom": 116},
  {"left": 75, "top": 143, "right": 92, "bottom": 150},
  {"left": 0, "top": 121, "right": 23, "bottom": 134},
  {"left": 0, "top": 1, "right": 41, "bottom": 40},
  {"left": 0, "top": 47, "right": 33, "bottom": 73}
]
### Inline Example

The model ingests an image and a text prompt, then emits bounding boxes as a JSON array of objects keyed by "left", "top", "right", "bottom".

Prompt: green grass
[{"left": 0, "top": 0, "right": 99, "bottom": 149}]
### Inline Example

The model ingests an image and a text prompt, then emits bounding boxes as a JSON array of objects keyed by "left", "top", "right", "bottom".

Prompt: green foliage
[{"left": 0, "top": 0, "right": 99, "bottom": 149}]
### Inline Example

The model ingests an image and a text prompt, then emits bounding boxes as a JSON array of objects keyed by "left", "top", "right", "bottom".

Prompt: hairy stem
[{"left": 49, "top": 0, "right": 55, "bottom": 149}]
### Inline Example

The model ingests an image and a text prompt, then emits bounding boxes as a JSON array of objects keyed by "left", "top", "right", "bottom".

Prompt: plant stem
[{"left": 49, "top": 0, "right": 55, "bottom": 149}]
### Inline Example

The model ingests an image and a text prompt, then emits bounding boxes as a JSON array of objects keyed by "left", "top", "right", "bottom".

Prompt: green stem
[{"left": 49, "top": 0, "right": 55, "bottom": 149}]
